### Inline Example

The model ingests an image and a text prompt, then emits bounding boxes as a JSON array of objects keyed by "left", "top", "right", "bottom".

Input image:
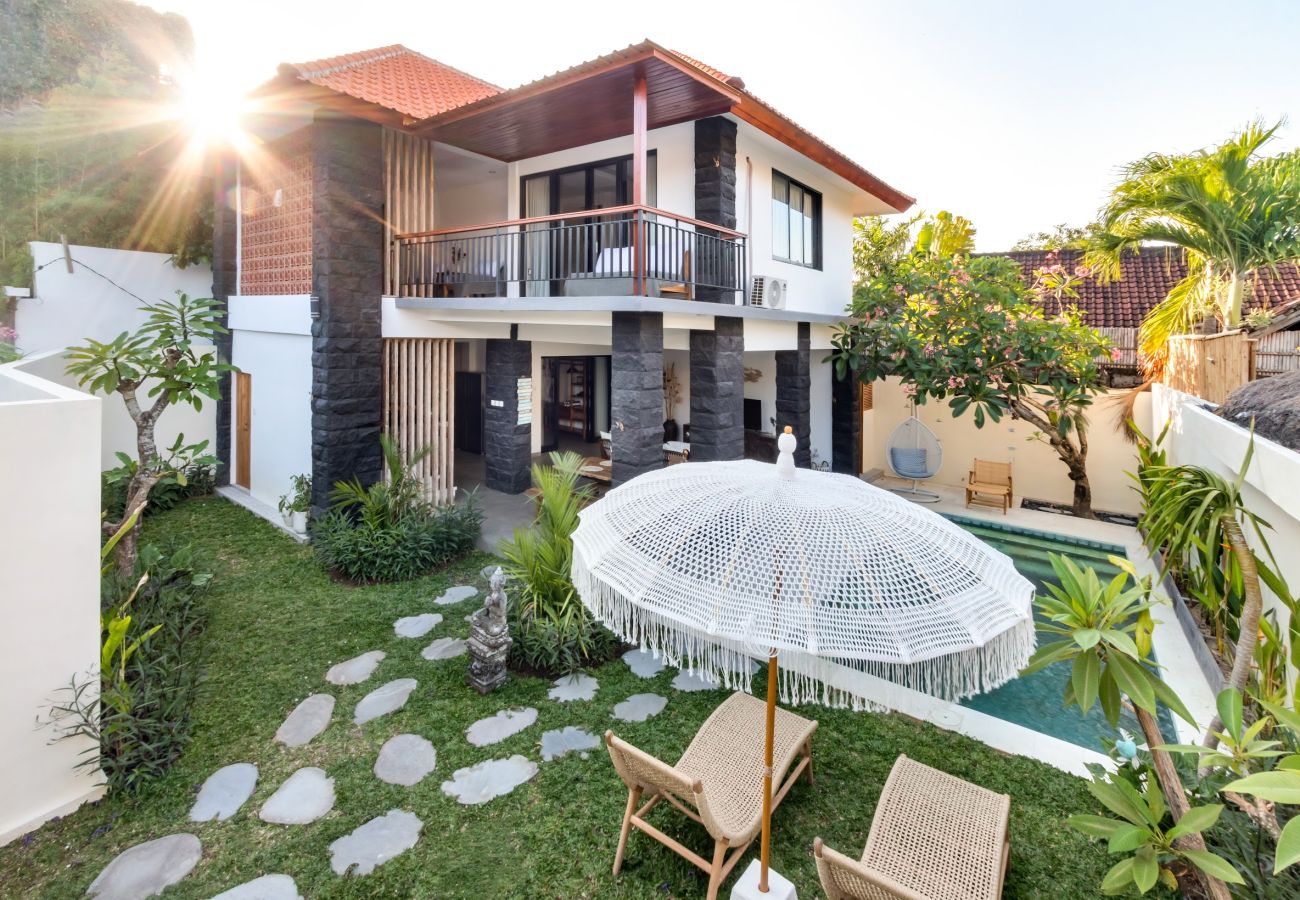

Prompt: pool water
[{"left": 949, "top": 517, "right": 1170, "bottom": 752}]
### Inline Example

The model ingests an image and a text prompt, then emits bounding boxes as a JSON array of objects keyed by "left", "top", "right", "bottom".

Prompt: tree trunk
[
  {"left": 1222, "top": 271, "right": 1244, "bottom": 329},
  {"left": 1133, "top": 706, "right": 1234, "bottom": 900},
  {"left": 1201, "top": 515, "right": 1262, "bottom": 749},
  {"left": 1069, "top": 461, "right": 1094, "bottom": 519}
]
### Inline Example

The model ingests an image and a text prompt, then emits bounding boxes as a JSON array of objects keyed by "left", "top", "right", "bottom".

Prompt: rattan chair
[
  {"left": 965, "top": 459, "right": 1014, "bottom": 514},
  {"left": 605, "top": 691, "right": 817, "bottom": 900},
  {"left": 813, "top": 755, "right": 1011, "bottom": 900}
]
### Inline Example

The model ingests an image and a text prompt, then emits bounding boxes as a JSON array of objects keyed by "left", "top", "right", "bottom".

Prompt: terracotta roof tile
[
  {"left": 988, "top": 248, "right": 1300, "bottom": 329},
  {"left": 286, "top": 44, "right": 500, "bottom": 120}
]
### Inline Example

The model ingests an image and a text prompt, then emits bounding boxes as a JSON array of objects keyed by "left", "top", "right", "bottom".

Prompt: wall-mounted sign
[{"left": 517, "top": 376, "right": 533, "bottom": 426}]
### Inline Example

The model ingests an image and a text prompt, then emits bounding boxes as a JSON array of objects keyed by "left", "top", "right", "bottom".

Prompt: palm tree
[{"left": 1087, "top": 122, "right": 1300, "bottom": 375}]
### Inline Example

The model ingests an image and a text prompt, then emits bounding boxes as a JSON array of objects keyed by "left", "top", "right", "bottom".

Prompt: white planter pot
[{"left": 290, "top": 510, "right": 308, "bottom": 535}]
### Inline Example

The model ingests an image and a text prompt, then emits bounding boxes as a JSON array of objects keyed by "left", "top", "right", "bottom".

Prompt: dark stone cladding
[
  {"left": 611, "top": 311, "right": 665, "bottom": 485},
  {"left": 483, "top": 338, "right": 533, "bottom": 493},
  {"left": 689, "top": 317, "right": 744, "bottom": 462},
  {"left": 775, "top": 322, "right": 812, "bottom": 468},
  {"left": 693, "top": 117, "right": 737, "bottom": 303},
  {"left": 210, "top": 154, "right": 238, "bottom": 486},
  {"left": 309, "top": 113, "right": 385, "bottom": 516},
  {"left": 831, "top": 365, "right": 862, "bottom": 475}
]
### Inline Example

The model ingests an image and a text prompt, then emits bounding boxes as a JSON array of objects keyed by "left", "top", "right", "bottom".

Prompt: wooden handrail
[{"left": 395, "top": 204, "right": 747, "bottom": 242}]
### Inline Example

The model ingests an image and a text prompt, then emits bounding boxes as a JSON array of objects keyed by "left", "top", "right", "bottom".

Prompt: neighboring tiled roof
[
  {"left": 284, "top": 45, "right": 500, "bottom": 120},
  {"left": 990, "top": 247, "right": 1300, "bottom": 329}
]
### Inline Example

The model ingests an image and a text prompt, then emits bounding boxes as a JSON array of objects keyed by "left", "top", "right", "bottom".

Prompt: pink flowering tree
[{"left": 831, "top": 253, "right": 1114, "bottom": 518}]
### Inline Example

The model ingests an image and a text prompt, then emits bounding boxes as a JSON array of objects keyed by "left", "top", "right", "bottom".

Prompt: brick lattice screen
[{"left": 240, "top": 127, "right": 313, "bottom": 295}]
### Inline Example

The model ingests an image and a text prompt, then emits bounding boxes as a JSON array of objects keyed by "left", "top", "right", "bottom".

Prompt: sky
[{"left": 145, "top": 0, "right": 1300, "bottom": 250}]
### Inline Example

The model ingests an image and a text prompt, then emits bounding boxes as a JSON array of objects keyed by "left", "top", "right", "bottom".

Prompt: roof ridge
[
  {"left": 400, "top": 47, "right": 502, "bottom": 93},
  {"left": 295, "top": 44, "right": 410, "bottom": 79}
]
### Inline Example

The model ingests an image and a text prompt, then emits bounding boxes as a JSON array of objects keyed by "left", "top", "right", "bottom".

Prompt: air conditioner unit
[{"left": 749, "top": 275, "right": 788, "bottom": 309}]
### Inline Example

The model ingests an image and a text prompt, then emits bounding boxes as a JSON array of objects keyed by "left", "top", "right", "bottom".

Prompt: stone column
[
  {"left": 483, "top": 338, "right": 533, "bottom": 494},
  {"left": 775, "top": 322, "right": 811, "bottom": 468},
  {"left": 309, "top": 114, "right": 385, "bottom": 516},
  {"left": 831, "top": 368, "right": 862, "bottom": 475},
  {"left": 689, "top": 317, "right": 744, "bottom": 462},
  {"left": 611, "top": 312, "right": 664, "bottom": 485},
  {"left": 694, "top": 117, "right": 737, "bottom": 303},
  {"left": 210, "top": 154, "right": 238, "bottom": 487}
]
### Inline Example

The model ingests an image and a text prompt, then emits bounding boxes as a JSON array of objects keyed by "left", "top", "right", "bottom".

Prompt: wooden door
[{"left": 235, "top": 372, "right": 251, "bottom": 489}]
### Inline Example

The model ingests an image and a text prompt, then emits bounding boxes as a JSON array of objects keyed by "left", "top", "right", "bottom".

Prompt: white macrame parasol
[{"left": 571, "top": 428, "right": 1035, "bottom": 893}]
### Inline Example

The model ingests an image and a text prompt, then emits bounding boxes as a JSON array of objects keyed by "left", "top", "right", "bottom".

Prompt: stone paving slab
[
  {"left": 85, "top": 833, "right": 201, "bottom": 900},
  {"left": 621, "top": 649, "right": 666, "bottom": 679},
  {"left": 393, "top": 613, "right": 442, "bottom": 639},
  {"left": 189, "top": 763, "right": 258, "bottom": 822},
  {"left": 466, "top": 708, "right": 538, "bottom": 747},
  {"left": 441, "top": 755, "right": 538, "bottom": 805},
  {"left": 274, "top": 694, "right": 334, "bottom": 748},
  {"left": 329, "top": 810, "right": 423, "bottom": 876},
  {"left": 671, "top": 670, "right": 721, "bottom": 693},
  {"left": 420, "top": 637, "right": 466, "bottom": 661},
  {"left": 374, "top": 734, "right": 437, "bottom": 787},
  {"left": 540, "top": 726, "right": 601, "bottom": 761},
  {"left": 325, "top": 651, "right": 386, "bottom": 686},
  {"left": 354, "top": 678, "right": 418, "bottom": 725},
  {"left": 548, "top": 673, "right": 598, "bottom": 702},
  {"left": 208, "top": 873, "right": 303, "bottom": 899},
  {"left": 612, "top": 693, "right": 668, "bottom": 723},
  {"left": 259, "top": 767, "right": 335, "bottom": 825},
  {"left": 434, "top": 585, "right": 478, "bottom": 606}
]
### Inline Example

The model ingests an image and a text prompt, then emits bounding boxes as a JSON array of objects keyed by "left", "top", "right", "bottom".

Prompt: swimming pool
[{"left": 948, "top": 516, "right": 1170, "bottom": 751}]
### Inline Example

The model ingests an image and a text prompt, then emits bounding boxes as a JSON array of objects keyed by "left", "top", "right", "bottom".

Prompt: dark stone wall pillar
[
  {"left": 775, "top": 322, "right": 811, "bottom": 468},
  {"left": 689, "top": 317, "right": 744, "bottom": 461},
  {"left": 831, "top": 368, "right": 862, "bottom": 475},
  {"left": 694, "top": 117, "right": 737, "bottom": 303},
  {"left": 309, "top": 114, "right": 385, "bottom": 515},
  {"left": 484, "top": 338, "right": 533, "bottom": 494},
  {"left": 611, "top": 312, "right": 664, "bottom": 485},
  {"left": 210, "top": 154, "right": 238, "bottom": 487}
]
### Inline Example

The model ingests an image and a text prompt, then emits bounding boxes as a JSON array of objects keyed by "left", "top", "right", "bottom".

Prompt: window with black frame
[{"left": 771, "top": 170, "right": 822, "bottom": 269}]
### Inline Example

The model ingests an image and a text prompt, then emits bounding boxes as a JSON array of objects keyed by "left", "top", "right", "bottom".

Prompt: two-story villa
[{"left": 212, "top": 41, "right": 913, "bottom": 513}]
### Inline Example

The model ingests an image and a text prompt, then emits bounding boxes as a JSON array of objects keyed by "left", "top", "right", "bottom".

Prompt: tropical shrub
[
  {"left": 102, "top": 454, "right": 216, "bottom": 519},
  {"left": 312, "top": 436, "right": 481, "bottom": 583},
  {"left": 501, "top": 452, "right": 618, "bottom": 676}
]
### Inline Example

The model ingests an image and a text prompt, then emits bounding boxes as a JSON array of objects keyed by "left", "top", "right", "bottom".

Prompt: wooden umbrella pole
[{"left": 760, "top": 649, "right": 778, "bottom": 892}]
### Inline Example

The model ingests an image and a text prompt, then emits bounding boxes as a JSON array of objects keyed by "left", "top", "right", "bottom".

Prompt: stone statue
[{"left": 467, "top": 567, "right": 512, "bottom": 694}]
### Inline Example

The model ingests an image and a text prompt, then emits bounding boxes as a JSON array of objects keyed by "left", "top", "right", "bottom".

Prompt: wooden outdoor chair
[
  {"left": 813, "top": 755, "right": 1011, "bottom": 900},
  {"left": 605, "top": 691, "right": 817, "bottom": 900},
  {"left": 965, "top": 459, "right": 1014, "bottom": 514}
]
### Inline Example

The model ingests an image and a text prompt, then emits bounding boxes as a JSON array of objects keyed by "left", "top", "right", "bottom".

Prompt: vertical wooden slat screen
[
  {"left": 382, "top": 338, "right": 456, "bottom": 505},
  {"left": 382, "top": 129, "right": 437, "bottom": 297},
  {"left": 860, "top": 382, "right": 873, "bottom": 412}
]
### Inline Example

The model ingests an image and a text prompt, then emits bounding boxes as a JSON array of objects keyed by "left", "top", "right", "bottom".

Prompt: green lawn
[{"left": 0, "top": 497, "right": 1118, "bottom": 898}]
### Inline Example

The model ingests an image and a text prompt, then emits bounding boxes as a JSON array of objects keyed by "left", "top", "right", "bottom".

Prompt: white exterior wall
[
  {"left": 228, "top": 295, "right": 313, "bottom": 510},
  {"left": 18, "top": 242, "right": 216, "bottom": 470},
  {"left": 0, "top": 352, "right": 104, "bottom": 845}
]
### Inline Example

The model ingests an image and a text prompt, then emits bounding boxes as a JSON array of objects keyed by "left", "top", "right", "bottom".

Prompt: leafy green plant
[
  {"left": 1221, "top": 698, "right": 1300, "bottom": 874},
  {"left": 501, "top": 452, "right": 618, "bottom": 676},
  {"left": 277, "top": 473, "right": 312, "bottom": 517},
  {"left": 102, "top": 453, "right": 216, "bottom": 519},
  {"left": 1159, "top": 689, "right": 1287, "bottom": 777}
]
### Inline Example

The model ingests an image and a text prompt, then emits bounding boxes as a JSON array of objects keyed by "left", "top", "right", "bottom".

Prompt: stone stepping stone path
[
  {"left": 441, "top": 755, "right": 538, "bottom": 805},
  {"left": 540, "top": 726, "right": 601, "bottom": 761},
  {"left": 86, "top": 833, "right": 201, "bottom": 900},
  {"left": 671, "top": 670, "right": 721, "bottom": 693},
  {"left": 354, "top": 678, "right": 418, "bottom": 725},
  {"left": 466, "top": 707, "right": 537, "bottom": 747},
  {"left": 421, "top": 637, "right": 467, "bottom": 660},
  {"left": 374, "top": 734, "right": 437, "bottom": 786},
  {"left": 434, "top": 585, "right": 478, "bottom": 606},
  {"left": 329, "top": 809, "right": 423, "bottom": 876},
  {"left": 393, "top": 613, "right": 442, "bottom": 638},
  {"left": 210, "top": 873, "right": 303, "bottom": 899},
  {"left": 259, "top": 767, "right": 335, "bottom": 824},
  {"left": 274, "top": 694, "right": 334, "bottom": 748},
  {"left": 622, "top": 648, "right": 665, "bottom": 679},
  {"left": 189, "top": 762, "right": 257, "bottom": 822},
  {"left": 613, "top": 693, "right": 668, "bottom": 723},
  {"left": 325, "top": 650, "right": 386, "bottom": 686},
  {"left": 548, "top": 673, "right": 598, "bottom": 702}
]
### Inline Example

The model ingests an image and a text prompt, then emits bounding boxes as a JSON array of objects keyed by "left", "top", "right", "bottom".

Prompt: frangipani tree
[{"left": 831, "top": 253, "right": 1113, "bottom": 517}]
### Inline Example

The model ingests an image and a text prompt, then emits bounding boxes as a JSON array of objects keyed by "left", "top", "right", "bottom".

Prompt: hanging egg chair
[{"left": 886, "top": 408, "right": 943, "bottom": 503}]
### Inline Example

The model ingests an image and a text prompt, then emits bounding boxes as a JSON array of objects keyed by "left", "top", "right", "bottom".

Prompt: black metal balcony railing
[{"left": 393, "top": 205, "right": 747, "bottom": 301}]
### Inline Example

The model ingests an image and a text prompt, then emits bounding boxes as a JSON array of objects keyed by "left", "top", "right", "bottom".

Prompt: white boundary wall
[
  {"left": 1152, "top": 383, "right": 1300, "bottom": 653},
  {"left": 17, "top": 242, "right": 216, "bottom": 470},
  {"left": 0, "top": 352, "right": 104, "bottom": 845}
]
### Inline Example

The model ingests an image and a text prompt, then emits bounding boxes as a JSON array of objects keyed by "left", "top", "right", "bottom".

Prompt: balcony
[{"left": 393, "top": 205, "right": 747, "bottom": 302}]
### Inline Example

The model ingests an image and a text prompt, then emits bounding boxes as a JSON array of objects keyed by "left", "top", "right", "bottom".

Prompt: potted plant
[
  {"left": 278, "top": 473, "right": 311, "bottom": 534},
  {"left": 663, "top": 363, "right": 682, "bottom": 443}
]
